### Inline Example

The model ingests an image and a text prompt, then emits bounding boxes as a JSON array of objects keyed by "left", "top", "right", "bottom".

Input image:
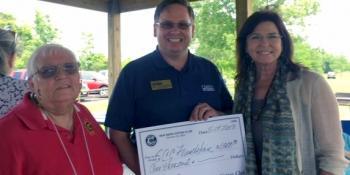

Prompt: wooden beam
[
  {"left": 119, "top": 0, "right": 161, "bottom": 12},
  {"left": 119, "top": 0, "right": 200, "bottom": 12},
  {"left": 40, "top": 0, "right": 108, "bottom": 12},
  {"left": 41, "top": 0, "right": 202, "bottom": 13},
  {"left": 235, "top": 0, "right": 252, "bottom": 34},
  {"left": 107, "top": 0, "right": 121, "bottom": 93}
]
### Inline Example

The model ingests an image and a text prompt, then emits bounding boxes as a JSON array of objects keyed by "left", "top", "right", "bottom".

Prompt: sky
[
  {"left": 304, "top": 0, "right": 350, "bottom": 59},
  {"left": 0, "top": 0, "right": 349, "bottom": 60},
  {"left": 0, "top": 0, "right": 157, "bottom": 59}
]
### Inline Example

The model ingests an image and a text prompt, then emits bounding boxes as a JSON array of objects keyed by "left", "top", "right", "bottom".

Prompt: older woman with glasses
[
  {"left": 0, "top": 29, "right": 28, "bottom": 117},
  {"left": 0, "top": 44, "right": 123, "bottom": 175},
  {"left": 233, "top": 10, "right": 347, "bottom": 175}
]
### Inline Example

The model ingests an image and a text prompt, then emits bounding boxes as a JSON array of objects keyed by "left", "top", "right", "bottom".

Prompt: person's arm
[
  {"left": 109, "top": 129, "right": 140, "bottom": 175},
  {"left": 310, "top": 74, "right": 348, "bottom": 174}
]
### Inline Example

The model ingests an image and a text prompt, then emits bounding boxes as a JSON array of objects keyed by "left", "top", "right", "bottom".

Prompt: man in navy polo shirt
[{"left": 104, "top": 0, "right": 233, "bottom": 174}]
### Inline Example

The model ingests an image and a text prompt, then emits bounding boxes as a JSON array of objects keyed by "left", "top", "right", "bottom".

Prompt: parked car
[
  {"left": 327, "top": 71, "right": 336, "bottom": 79},
  {"left": 10, "top": 69, "right": 28, "bottom": 80},
  {"left": 80, "top": 71, "right": 109, "bottom": 97},
  {"left": 80, "top": 81, "right": 89, "bottom": 97}
]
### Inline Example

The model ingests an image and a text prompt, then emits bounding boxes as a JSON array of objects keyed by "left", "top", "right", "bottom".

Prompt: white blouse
[{"left": 0, "top": 75, "right": 28, "bottom": 117}]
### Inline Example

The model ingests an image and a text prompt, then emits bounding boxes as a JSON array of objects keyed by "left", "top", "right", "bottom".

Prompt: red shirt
[{"left": 0, "top": 93, "right": 123, "bottom": 175}]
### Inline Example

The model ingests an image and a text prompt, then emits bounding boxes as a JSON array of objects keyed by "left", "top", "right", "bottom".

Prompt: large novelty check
[{"left": 135, "top": 114, "right": 246, "bottom": 175}]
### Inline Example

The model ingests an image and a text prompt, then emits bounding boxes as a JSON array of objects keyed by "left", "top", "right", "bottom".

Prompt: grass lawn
[{"left": 82, "top": 99, "right": 108, "bottom": 114}]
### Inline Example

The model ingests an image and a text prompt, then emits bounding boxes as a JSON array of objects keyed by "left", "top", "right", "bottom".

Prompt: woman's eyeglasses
[
  {"left": 155, "top": 21, "right": 192, "bottom": 30},
  {"left": 33, "top": 62, "right": 80, "bottom": 79},
  {"left": 247, "top": 33, "right": 282, "bottom": 44}
]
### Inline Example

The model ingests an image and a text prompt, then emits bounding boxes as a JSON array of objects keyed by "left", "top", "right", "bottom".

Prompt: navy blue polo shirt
[{"left": 105, "top": 49, "right": 233, "bottom": 132}]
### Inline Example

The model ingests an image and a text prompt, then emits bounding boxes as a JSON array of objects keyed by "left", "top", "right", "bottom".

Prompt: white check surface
[{"left": 136, "top": 114, "right": 246, "bottom": 175}]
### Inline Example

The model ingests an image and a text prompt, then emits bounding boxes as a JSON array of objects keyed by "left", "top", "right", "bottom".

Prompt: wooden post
[
  {"left": 235, "top": 0, "right": 252, "bottom": 34},
  {"left": 107, "top": 0, "right": 121, "bottom": 94}
]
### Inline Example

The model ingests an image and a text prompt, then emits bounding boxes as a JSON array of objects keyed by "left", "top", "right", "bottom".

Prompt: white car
[{"left": 327, "top": 71, "right": 336, "bottom": 79}]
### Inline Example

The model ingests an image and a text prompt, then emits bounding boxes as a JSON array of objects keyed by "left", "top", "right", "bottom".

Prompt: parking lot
[{"left": 80, "top": 94, "right": 108, "bottom": 102}]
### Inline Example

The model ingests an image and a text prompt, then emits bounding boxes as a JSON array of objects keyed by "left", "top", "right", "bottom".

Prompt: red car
[
  {"left": 10, "top": 69, "right": 28, "bottom": 80},
  {"left": 80, "top": 71, "right": 109, "bottom": 97}
]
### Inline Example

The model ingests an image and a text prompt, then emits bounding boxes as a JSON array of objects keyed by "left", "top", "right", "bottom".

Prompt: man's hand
[{"left": 189, "top": 103, "right": 223, "bottom": 121}]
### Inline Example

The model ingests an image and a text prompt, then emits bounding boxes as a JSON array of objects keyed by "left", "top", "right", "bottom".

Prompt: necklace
[{"left": 42, "top": 108, "right": 95, "bottom": 175}]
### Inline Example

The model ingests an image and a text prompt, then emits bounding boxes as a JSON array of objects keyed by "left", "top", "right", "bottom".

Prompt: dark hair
[
  {"left": 154, "top": 0, "right": 195, "bottom": 22},
  {"left": 235, "top": 10, "right": 301, "bottom": 82},
  {"left": 0, "top": 29, "right": 16, "bottom": 75}
]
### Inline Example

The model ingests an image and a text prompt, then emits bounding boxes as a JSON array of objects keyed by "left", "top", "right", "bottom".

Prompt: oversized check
[{"left": 135, "top": 114, "right": 246, "bottom": 175}]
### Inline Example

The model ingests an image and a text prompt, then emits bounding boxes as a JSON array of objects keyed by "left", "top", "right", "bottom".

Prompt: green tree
[
  {"left": 0, "top": 13, "right": 17, "bottom": 30},
  {"left": 79, "top": 33, "right": 107, "bottom": 71},
  {"left": 192, "top": 0, "right": 236, "bottom": 79},
  {"left": 34, "top": 11, "right": 58, "bottom": 45},
  {"left": 192, "top": 0, "right": 323, "bottom": 78},
  {"left": 326, "top": 55, "right": 350, "bottom": 72},
  {"left": 0, "top": 13, "right": 34, "bottom": 68},
  {"left": 292, "top": 36, "right": 324, "bottom": 72},
  {"left": 0, "top": 11, "right": 58, "bottom": 69},
  {"left": 293, "top": 37, "right": 350, "bottom": 73},
  {"left": 323, "top": 61, "right": 332, "bottom": 73},
  {"left": 14, "top": 26, "right": 37, "bottom": 68}
]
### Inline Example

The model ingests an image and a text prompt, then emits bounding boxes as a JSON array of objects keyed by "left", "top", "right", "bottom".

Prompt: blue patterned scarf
[{"left": 233, "top": 61, "right": 299, "bottom": 175}]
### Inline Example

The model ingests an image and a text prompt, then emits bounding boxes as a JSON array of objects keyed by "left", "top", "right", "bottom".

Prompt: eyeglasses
[
  {"left": 155, "top": 21, "right": 192, "bottom": 30},
  {"left": 33, "top": 62, "right": 80, "bottom": 79},
  {"left": 247, "top": 33, "right": 282, "bottom": 43}
]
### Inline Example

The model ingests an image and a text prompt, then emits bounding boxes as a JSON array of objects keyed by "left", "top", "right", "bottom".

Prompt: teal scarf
[{"left": 233, "top": 61, "right": 299, "bottom": 175}]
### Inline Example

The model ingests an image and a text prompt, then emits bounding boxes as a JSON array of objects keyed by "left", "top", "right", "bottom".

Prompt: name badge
[{"left": 150, "top": 80, "right": 172, "bottom": 90}]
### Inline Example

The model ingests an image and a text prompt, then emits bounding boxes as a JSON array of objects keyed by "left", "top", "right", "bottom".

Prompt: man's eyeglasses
[
  {"left": 247, "top": 33, "right": 282, "bottom": 43},
  {"left": 155, "top": 21, "right": 192, "bottom": 30},
  {"left": 33, "top": 62, "right": 80, "bottom": 79}
]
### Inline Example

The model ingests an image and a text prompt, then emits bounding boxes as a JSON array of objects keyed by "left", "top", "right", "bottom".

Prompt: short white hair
[{"left": 27, "top": 43, "right": 77, "bottom": 78}]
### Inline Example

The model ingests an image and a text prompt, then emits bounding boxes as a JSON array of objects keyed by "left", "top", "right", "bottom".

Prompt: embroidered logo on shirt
[
  {"left": 150, "top": 80, "right": 172, "bottom": 90},
  {"left": 201, "top": 84, "right": 215, "bottom": 92},
  {"left": 84, "top": 121, "right": 96, "bottom": 135}
]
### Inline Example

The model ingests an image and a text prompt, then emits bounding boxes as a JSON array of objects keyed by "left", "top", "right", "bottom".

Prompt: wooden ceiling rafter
[{"left": 40, "top": 0, "right": 201, "bottom": 13}]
